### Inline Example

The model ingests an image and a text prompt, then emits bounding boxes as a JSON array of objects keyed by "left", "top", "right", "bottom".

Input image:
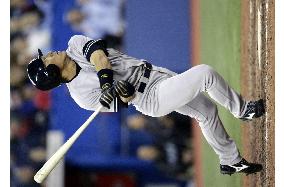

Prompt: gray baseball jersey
[{"left": 65, "top": 35, "right": 249, "bottom": 165}]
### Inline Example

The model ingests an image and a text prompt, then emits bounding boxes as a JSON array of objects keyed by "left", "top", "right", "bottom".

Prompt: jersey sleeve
[
  {"left": 76, "top": 92, "right": 116, "bottom": 112},
  {"left": 68, "top": 35, "right": 108, "bottom": 62},
  {"left": 82, "top": 39, "right": 108, "bottom": 61},
  {"left": 78, "top": 90, "right": 113, "bottom": 112},
  {"left": 67, "top": 82, "right": 115, "bottom": 112}
]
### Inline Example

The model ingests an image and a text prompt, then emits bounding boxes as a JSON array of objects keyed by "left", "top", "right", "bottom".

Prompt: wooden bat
[{"left": 34, "top": 105, "right": 103, "bottom": 183}]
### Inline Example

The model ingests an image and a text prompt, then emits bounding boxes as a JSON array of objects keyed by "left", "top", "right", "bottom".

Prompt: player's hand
[
  {"left": 114, "top": 80, "right": 135, "bottom": 103},
  {"left": 99, "top": 86, "right": 115, "bottom": 109}
]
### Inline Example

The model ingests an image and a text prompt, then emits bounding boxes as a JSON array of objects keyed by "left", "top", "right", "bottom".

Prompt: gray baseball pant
[{"left": 155, "top": 64, "right": 247, "bottom": 165}]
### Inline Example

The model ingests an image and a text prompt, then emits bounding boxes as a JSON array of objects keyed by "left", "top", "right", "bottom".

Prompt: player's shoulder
[
  {"left": 68, "top": 35, "right": 106, "bottom": 47},
  {"left": 68, "top": 35, "right": 90, "bottom": 45}
]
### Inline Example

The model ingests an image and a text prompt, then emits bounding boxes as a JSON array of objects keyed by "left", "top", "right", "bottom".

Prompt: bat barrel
[{"left": 34, "top": 106, "right": 103, "bottom": 183}]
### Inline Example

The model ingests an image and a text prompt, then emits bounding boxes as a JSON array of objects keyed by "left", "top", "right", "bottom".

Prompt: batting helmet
[{"left": 27, "top": 49, "right": 62, "bottom": 91}]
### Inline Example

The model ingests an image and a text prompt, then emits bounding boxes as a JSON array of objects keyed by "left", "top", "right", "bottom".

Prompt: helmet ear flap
[
  {"left": 34, "top": 64, "right": 62, "bottom": 90},
  {"left": 46, "top": 64, "right": 61, "bottom": 79},
  {"left": 45, "top": 64, "right": 62, "bottom": 85}
]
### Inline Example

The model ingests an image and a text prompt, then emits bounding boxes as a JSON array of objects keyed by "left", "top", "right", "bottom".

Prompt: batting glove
[
  {"left": 114, "top": 80, "right": 135, "bottom": 99},
  {"left": 99, "top": 86, "right": 116, "bottom": 109}
]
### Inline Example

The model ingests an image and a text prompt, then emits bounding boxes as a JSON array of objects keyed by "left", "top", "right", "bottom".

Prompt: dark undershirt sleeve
[{"left": 82, "top": 39, "right": 109, "bottom": 61}]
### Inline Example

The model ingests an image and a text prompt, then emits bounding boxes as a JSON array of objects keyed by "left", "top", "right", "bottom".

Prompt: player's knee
[
  {"left": 200, "top": 101, "right": 218, "bottom": 124},
  {"left": 207, "top": 101, "right": 218, "bottom": 115},
  {"left": 206, "top": 102, "right": 218, "bottom": 122}
]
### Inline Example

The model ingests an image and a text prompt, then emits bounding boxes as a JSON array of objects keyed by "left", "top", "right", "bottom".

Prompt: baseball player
[{"left": 27, "top": 35, "right": 265, "bottom": 175}]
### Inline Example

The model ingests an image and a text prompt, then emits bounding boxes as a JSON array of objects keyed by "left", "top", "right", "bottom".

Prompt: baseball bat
[{"left": 34, "top": 105, "right": 103, "bottom": 183}]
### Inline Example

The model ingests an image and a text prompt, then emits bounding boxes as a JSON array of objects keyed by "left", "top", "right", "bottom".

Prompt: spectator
[
  {"left": 127, "top": 112, "right": 194, "bottom": 179},
  {"left": 10, "top": 1, "right": 52, "bottom": 186},
  {"left": 127, "top": 112, "right": 192, "bottom": 144},
  {"left": 65, "top": 0, "right": 125, "bottom": 48},
  {"left": 137, "top": 143, "right": 193, "bottom": 180}
]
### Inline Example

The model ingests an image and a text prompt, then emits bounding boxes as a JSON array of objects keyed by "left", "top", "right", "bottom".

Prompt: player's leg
[
  {"left": 156, "top": 64, "right": 264, "bottom": 119},
  {"left": 175, "top": 93, "right": 263, "bottom": 175},
  {"left": 174, "top": 93, "right": 242, "bottom": 165}
]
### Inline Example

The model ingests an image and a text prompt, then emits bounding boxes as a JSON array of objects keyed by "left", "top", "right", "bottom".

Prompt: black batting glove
[
  {"left": 99, "top": 85, "right": 116, "bottom": 109},
  {"left": 97, "top": 68, "right": 115, "bottom": 109},
  {"left": 114, "top": 80, "right": 135, "bottom": 101}
]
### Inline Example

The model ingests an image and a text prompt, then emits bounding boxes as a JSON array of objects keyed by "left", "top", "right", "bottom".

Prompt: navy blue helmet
[{"left": 27, "top": 49, "right": 62, "bottom": 91}]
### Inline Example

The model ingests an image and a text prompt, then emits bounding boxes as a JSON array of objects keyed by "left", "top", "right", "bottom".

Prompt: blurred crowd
[
  {"left": 65, "top": 0, "right": 125, "bottom": 49},
  {"left": 10, "top": 0, "right": 193, "bottom": 186},
  {"left": 10, "top": 0, "right": 125, "bottom": 186},
  {"left": 10, "top": 0, "right": 52, "bottom": 186},
  {"left": 126, "top": 112, "right": 194, "bottom": 180}
]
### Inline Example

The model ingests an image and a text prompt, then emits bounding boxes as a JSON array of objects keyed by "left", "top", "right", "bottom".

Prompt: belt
[{"left": 137, "top": 62, "right": 152, "bottom": 93}]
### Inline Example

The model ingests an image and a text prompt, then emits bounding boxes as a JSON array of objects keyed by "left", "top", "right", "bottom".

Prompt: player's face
[{"left": 42, "top": 51, "right": 67, "bottom": 70}]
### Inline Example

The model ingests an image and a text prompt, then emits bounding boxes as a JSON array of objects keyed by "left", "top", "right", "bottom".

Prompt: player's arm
[
  {"left": 82, "top": 39, "right": 134, "bottom": 106},
  {"left": 89, "top": 50, "right": 135, "bottom": 104},
  {"left": 89, "top": 49, "right": 113, "bottom": 91},
  {"left": 90, "top": 51, "right": 135, "bottom": 104},
  {"left": 82, "top": 39, "right": 112, "bottom": 84},
  {"left": 90, "top": 50, "right": 112, "bottom": 71},
  {"left": 83, "top": 39, "right": 114, "bottom": 109},
  {"left": 90, "top": 49, "right": 120, "bottom": 109}
]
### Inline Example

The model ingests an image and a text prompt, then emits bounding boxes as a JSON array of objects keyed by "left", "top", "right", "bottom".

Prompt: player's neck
[{"left": 62, "top": 56, "right": 78, "bottom": 82}]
